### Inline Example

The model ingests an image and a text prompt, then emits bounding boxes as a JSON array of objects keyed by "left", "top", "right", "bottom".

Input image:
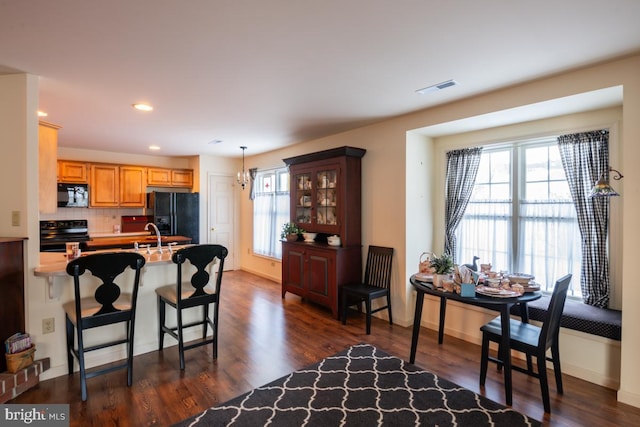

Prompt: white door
[{"left": 208, "top": 174, "right": 235, "bottom": 270}]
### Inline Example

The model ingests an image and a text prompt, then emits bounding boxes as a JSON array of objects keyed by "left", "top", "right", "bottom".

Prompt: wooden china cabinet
[{"left": 281, "top": 146, "right": 366, "bottom": 319}]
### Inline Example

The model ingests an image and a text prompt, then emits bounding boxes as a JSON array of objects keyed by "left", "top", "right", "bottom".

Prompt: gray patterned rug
[{"left": 174, "top": 343, "right": 541, "bottom": 426}]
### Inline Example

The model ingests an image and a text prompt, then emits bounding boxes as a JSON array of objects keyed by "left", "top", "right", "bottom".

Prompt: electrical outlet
[{"left": 42, "top": 318, "right": 55, "bottom": 334}]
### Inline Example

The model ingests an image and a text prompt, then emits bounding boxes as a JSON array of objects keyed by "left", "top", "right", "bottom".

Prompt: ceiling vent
[{"left": 415, "top": 79, "right": 459, "bottom": 95}]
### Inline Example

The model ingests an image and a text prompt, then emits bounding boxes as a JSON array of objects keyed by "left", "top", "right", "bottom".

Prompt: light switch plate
[{"left": 11, "top": 211, "right": 20, "bottom": 226}]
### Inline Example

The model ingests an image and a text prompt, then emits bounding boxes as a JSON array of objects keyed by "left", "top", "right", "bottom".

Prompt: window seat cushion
[{"left": 510, "top": 296, "right": 621, "bottom": 341}]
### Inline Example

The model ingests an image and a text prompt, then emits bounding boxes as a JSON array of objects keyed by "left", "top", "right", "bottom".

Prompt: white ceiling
[{"left": 1, "top": 1, "right": 639, "bottom": 158}]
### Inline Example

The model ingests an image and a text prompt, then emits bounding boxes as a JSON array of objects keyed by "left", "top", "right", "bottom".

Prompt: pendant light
[{"left": 237, "top": 146, "right": 250, "bottom": 190}]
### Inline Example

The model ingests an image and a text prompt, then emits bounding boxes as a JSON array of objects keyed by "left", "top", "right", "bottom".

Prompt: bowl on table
[{"left": 302, "top": 232, "right": 317, "bottom": 242}]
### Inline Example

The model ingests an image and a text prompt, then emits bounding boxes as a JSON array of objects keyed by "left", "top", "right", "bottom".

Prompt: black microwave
[{"left": 57, "top": 183, "right": 89, "bottom": 208}]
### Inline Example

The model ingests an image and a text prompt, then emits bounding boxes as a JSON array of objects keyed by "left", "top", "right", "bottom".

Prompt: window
[
  {"left": 253, "top": 167, "right": 290, "bottom": 259},
  {"left": 455, "top": 138, "right": 583, "bottom": 297}
]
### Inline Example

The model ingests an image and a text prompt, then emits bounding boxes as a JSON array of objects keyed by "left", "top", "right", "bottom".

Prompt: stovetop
[
  {"left": 40, "top": 219, "right": 89, "bottom": 233},
  {"left": 40, "top": 220, "right": 90, "bottom": 248}
]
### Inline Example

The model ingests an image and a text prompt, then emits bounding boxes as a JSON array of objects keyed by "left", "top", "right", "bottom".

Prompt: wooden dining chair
[
  {"left": 341, "top": 245, "right": 394, "bottom": 334},
  {"left": 156, "top": 244, "right": 228, "bottom": 370},
  {"left": 65, "top": 252, "right": 146, "bottom": 401},
  {"left": 479, "top": 273, "right": 572, "bottom": 413}
]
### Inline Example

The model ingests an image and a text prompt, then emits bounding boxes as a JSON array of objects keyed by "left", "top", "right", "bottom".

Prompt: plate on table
[
  {"left": 414, "top": 272, "right": 433, "bottom": 282},
  {"left": 476, "top": 285, "right": 521, "bottom": 298}
]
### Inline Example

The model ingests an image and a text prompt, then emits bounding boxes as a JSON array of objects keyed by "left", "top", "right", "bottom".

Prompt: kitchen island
[{"left": 33, "top": 243, "right": 214, "bottom": 380}]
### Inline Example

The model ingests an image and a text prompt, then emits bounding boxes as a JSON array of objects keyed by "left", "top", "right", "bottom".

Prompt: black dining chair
[
  {"left": 65, "top": 252, "right": 146, "bottom": 401},
  {"left": 341, "top": 245, "right": 394, "bottom": 334},
  {"left": 479, "top": 273, "right": 572, "bottom": 413},
  {"left": 155, "top": 244, "right": 228, "bottom": 370}
]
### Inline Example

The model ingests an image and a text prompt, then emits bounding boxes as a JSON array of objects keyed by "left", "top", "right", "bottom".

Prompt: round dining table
[{"left": 409, "top": 274, "right": 541, "bottom": 407}]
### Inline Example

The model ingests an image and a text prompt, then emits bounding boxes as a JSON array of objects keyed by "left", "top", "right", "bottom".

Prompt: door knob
[{"left": 211, "top": 227, "right": 216, "bottom": 231}]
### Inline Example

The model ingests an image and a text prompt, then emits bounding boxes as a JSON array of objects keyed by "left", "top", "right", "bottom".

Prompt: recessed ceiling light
[
  {"left": 149, "top": 145, "right": 160, "bottom": 150},
  {"left": 416, "top": 79, "right": 459, "bottom": 95},
  {"left": 37, "top": 110, "right": 48, "bottom": 117},
  {"left": 133, "top": 103, "right": 153, "bottom": 112}
]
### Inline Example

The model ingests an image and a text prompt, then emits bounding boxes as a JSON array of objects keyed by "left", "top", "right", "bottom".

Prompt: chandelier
[{"left": 237, "top": 146, "right": 250, "bottom": 190}]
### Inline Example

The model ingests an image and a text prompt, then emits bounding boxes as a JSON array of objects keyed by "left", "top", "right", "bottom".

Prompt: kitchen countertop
[
  {"left": 90, "top": 231, "right": 149, "bottom": 238},
  {"left": 85, "top": 235, "right": 192, "bottom": 250},
  {"left": 35, "top": 244, "right": 194, "bottom": 277}
]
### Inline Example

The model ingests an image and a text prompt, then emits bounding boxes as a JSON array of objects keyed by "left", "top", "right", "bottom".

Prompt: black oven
[{"left": 40, "top": 220, "right": 90, "bottom": 252}]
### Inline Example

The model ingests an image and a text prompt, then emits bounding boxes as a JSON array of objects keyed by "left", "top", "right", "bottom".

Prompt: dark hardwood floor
[{"left": 12, "top": 270, "right": 640, "bottom": 426}]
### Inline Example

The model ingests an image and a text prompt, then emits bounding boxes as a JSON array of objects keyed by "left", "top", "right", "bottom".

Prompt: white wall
[
  {"left": 0, "top": 74, "right": 38, "bottom": 239},
  {"left": 0, "top": 74, "right": 39, "bottom": 350}
]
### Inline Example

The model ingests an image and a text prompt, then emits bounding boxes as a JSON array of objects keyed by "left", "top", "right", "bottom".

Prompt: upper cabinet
[
  {"left": 90, "top": 164, "right": 120, "bottom": 207},
  {"left": 39, "top": 122, "right": 61, "bottom": 214},
  {"left": 57, "top": 160, "right": 194, "bottom": 208},
  {"left": 58, "top": 160, "right": 88, "bottom": 183},
  {"left": 90, "top": 164, "right": 146, "bottom": 208},
  {"left": 283, "top": 146, "right": 365, "bottom": 247},
  {"left": 119, "top": 166, "right": 146, "bottom": 207},
  {"left": 147, "top": 167, "right": 193, "bottom": 188}
]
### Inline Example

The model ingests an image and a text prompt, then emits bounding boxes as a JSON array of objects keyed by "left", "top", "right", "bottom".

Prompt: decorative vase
[{"left": 286, "top": 234, "right": 298, "bottom": 242}]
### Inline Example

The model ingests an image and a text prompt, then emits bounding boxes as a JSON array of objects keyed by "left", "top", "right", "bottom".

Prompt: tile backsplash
[{"left": 41, "top": 207, "right": 148, "bottom": 234}]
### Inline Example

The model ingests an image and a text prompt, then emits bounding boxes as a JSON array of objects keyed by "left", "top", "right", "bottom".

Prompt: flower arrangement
[{"left": 429, "top": 253, "right": 454, "bottom": 275}]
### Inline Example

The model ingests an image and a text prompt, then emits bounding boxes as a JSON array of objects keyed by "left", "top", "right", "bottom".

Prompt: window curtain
[
  {"left": 249, "top": 168, "right": 258, "bottom": 200},
  {"left": 455, "top": 199, "right": 511, "bottom": 270},
  {"left": 557, "top": 130, "right": 610, "bottom": 308},
  {"left": 444, "top": 147, "right": 482, "bottom": 259},
  {"left": 517, "top": 200, "right": 582, "bottom": 295},
  {"left": 253, "top": 168, "right": 289, "bottom": 259}
]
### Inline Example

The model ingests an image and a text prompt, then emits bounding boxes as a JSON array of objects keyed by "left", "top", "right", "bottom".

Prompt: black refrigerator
[{"left": 147, "top": 191, "right": 199, "bottom": 244}]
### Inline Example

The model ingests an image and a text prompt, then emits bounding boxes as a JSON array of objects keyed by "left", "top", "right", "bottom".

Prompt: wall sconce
[
  {"left": 589, "top": 167, "right": 624, "bottom": 198},
  {"left": 237, "top": 146, "right": 250, "bottom": 190}
]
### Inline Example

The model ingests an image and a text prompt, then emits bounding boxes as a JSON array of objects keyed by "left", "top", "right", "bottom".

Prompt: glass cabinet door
[
  {"left": 293, "top": 172, "right": 313, "bottom": 227},
  {"left": 315, "top": 169, "right": 338, "bottom": 226}
]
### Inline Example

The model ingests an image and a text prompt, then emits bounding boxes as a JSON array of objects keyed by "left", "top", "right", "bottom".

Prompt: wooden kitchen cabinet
[
  {"left": 281, "top": 147, "right": 366, "bottom": 318},
  {"left": 119, "top": 166, "right": 146, "bottom": 207},
  {"left": 90, "top": 164, "right": 119, "bottom": 207},
  {"left": 171, "top": 169, "right": 193, "bottom": 187},
  {"left": 58, "top": 160, "right": 88, "bottom": 183},
  {"left": 147, "top": 167, "right": 193, "bottom": 188},
  {"left": 90, "top": 164, "right": 146, "bottom": 207},
  {"left": 39, "top": 122, "right": 61, "bottom": 214}
]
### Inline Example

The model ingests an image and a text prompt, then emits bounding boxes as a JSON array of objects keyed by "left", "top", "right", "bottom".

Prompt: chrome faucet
[{"left": 144, "top": 222, "right": 162, "bottom": 254}]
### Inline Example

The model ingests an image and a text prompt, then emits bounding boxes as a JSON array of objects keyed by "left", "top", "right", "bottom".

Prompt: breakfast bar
[
  {"left": 35, "top": 245, "right": 191, "bottom": 299},
  {"left": 33, "top": 244, "right": 211, "bottom": 380}
]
